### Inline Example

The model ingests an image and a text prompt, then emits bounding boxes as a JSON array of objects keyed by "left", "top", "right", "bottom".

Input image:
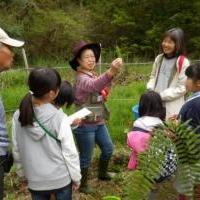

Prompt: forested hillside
[{"left": 1, "top": 0, "right": 200, "bottom": 62}]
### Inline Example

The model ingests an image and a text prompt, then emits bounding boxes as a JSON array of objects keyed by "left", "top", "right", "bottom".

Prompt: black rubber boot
[
  {"left": 79, "top": 167, "right": 94, "bottom": 194},
  {"left": 98, "top": 159, "right": 112, "bottom": 181}
]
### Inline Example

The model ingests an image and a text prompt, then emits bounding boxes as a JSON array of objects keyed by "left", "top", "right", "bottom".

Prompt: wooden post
[
  {"left": 22, "top": 48, "right": 29, "bottom": 74},
  {"left": 99, "top": 43, "right": 102, "bottom": 74}
]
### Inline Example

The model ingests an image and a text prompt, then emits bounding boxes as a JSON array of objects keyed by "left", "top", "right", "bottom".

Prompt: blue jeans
[
  {"left": 30, "top": 184, "right": 72, "bottom": 200},
  {"left": 74, "top": 124, "right": 113, "bottom": 168}
]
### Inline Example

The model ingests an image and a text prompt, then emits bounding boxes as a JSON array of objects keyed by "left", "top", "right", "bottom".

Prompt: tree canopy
[{"left": 1, "top": 0, "right": 200, "bottom": 62}]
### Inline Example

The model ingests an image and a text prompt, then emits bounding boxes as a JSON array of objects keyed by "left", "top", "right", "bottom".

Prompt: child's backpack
[{"left": 178, "top": 55, "right": 185, "bottom": 74}]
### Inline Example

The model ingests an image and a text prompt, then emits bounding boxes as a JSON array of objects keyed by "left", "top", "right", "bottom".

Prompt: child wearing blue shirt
[
  {"left": 179, "top": 62, "right": 200, "bottom": 133},
  {"left": 178, "top": 62, "right": 200, "bottom": 200}
]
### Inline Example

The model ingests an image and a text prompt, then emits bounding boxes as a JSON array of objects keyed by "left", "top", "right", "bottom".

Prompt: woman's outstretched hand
[{"left": 108, "top": 58, "right": 123, "bottom": 77}]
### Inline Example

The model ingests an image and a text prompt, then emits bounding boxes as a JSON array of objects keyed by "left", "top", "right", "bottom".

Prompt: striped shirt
[{"left": 0, "top": 97, "right": 8, "bottom": 155}]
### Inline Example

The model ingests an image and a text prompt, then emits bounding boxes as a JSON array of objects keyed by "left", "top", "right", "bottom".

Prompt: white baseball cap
[{"left": 0, "top": 27, "right": 24, "bottom": 47}]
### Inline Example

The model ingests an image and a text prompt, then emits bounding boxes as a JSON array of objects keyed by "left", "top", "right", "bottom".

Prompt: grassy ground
[{"left": 0, "top": 64, "right": 178, "bottom": 199}]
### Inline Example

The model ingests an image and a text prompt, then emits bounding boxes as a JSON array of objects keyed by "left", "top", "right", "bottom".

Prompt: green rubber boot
[
  {"left": 98, "top": 159, "right": 112, "bottom": 181},
  {"left": 79, "top": 167, "right": 94, "bottom": 194}
]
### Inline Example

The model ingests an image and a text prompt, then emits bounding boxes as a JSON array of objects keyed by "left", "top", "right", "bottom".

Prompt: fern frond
[
  {"left": 124, "top": 121, "right": 200, "bottom": 200},
  {"left": 124, "top": 128, "right": 170, "bottom": 200}
]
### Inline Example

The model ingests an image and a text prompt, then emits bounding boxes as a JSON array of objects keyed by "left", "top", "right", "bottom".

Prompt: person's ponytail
[
  {"left": 18, "top": 68, "right": 61, "bottom": 126},
  {"left": 19, "top": 92, "right": 34, "bottom": 126}
]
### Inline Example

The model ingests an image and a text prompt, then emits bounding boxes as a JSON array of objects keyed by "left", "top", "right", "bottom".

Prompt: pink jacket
[
  {"left": 127, "top": 131, "right": 151, "bottom": 169},
  {"left": 127, "top": 116, "right": 163, "bottom": 170}
]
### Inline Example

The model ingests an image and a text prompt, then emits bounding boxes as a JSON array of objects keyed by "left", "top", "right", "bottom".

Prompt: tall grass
[
  {"left": 107, "top": 82, "right": 146, "bottom": 143},
  {"left": 0, "top": 64, "right": 152, "bottom": 144}
]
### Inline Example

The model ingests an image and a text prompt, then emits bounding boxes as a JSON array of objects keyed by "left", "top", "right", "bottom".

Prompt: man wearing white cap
[{"left": 0, "top": 27, "right": 24, "bottom": 200}]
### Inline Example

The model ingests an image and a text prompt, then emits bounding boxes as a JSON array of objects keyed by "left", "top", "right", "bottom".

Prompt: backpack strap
[
  {"left": 154, "top": 54, "right": 164, "bottom": 89},
  {"left": 177, "top": 55, "right": 185, "bottom": 74},
  {"left": 34, "top": 115, "right": 61, "bottom": 144},
  {"left": 132, "top": 127, "right": 149, "bottom": 133}
]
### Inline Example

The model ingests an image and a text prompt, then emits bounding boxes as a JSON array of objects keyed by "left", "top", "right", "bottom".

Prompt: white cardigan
[{"left": 147, "top": 54, "right": 190, "bottom": 118}]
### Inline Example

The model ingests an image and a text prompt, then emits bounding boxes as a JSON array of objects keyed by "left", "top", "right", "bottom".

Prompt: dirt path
[{"left": 4, "top": 147, "right": 178, "bottom": 200}]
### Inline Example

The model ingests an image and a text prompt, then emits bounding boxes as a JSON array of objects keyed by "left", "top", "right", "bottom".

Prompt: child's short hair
[
  {"left": 139, "top": 91, "right": 166, "bottom": 120},
  {"left": 185, "top": 62, "right": 200, "bottom": 82},
  {"left": 54, "top": 81, "right": 74, "bottom": 108},
  {"left": 161, "top": 28, "right": 186, "bottom": 56}
]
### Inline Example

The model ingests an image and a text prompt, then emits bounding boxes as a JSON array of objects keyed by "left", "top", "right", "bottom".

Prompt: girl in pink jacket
[
  {"left": 127, "top": 91, "right": 177, "bottom": 200},
  {"left": 127, "top": 91, "right": 177, "bottom": 199}
]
